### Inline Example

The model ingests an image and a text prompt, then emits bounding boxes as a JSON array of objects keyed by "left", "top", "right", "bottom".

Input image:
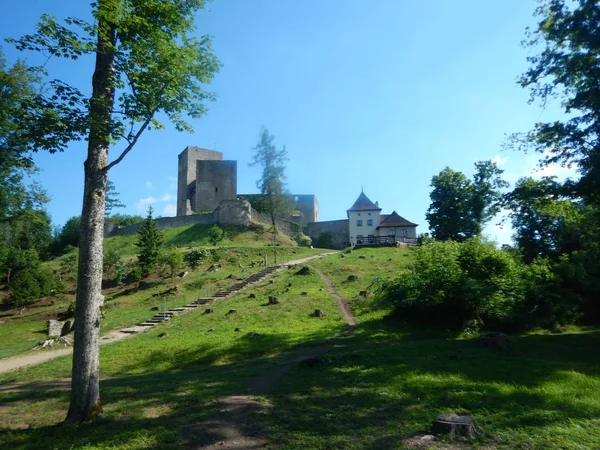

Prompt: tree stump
[
  {"left": 358, "top": 255, "right": 366, "bottom": 259},
  {"left": 47, "top": 320, "right": 63, "bottom": 337},
  {"left": 431, "top": 413, "right": 478, "bottom": 439},
  {"left": 204, "top": 308, "right": 215, "bottom": 314},
  {"left": 248, "top": 293, "right": 256, "bottom": 299},
  {"left": 178, "top": 271, "right": 188, "bottom": 279},
  {"left": 477, "top": 332, "right": 509, "bottom": 350},
  {"left": 313, "top": 309, "right": 325, "bottom": 317},
  {"left": 359, "top": 290, "right": 368, "bottom": 297},
  {"left": 268, "top": 296, "right": 280, "bottom": 305},
  {"left": 227, "top": 309, "right": 237, "bottom": 314},
  {"left": 347, "top": 274, "right": 358, "bottom": 281},
  {"left": 301, "top": 291, "right": 308, "bottom": 296}
]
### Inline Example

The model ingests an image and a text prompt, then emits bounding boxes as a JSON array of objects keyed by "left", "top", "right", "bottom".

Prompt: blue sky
[{"left": 1, "top": 0, "right": 576, "bottom": 244}]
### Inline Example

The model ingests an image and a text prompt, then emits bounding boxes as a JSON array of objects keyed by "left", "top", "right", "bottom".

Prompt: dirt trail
[
  {"left": 0, "top": 252, "right": 336, "bottom": 375},
  {"left": 185, "top": 265, "right": 355, "bottom": 449},
  {"left": 314, "top": 268, "right": 356, "bottom": 327}
]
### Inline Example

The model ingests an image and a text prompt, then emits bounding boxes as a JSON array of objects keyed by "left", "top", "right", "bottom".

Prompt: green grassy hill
[
  {"left": 103, "top": 222, "right": 298, "bottom": 256},
  {"left": 1, "top": 247, "right": 599, "bottom": 449}
]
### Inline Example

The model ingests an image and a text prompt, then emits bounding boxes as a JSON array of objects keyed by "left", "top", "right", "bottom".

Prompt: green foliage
[
  {"left": 51, "top": 216, "right": 81, "bottom": 255},
  {"left": 136, "top": 207, "right": 164, "bottom": 277},
  {"left": 158, "top": 246, "right": 184, "bottom": 277},
  {"left": 294, "top": 232, "right": 312, "bottom": 247},
  {"left": 377, "top": 238, "right": 523, "bottom": 331},
  {"left": 249, "top": 127, "right": 294, "bottom": 224},
  {"left": 426, "top": 161, "right": 507, "bottom": 242},
  {"left": 105, "top": 214, "right": 144, "bottom": 228},
  {"left": 184, "top": 248, "right": 208, "bottom": 270},
  {"left": 105, "top": 180, "right": 125, "bottom": 217},
  {"left": 512, "top": 0, "right": 600, "bottom": 205},
  {"left": 59, "top": 253, "right": 78, "bottom": 279},
  {"left": 4, "top": 248, "right": 58, "bottom": 307},
  {"left": 207, "top": 224, "right": 225, "bottom": 246},
  {"left": 315, "top": 232, "right": 333, "bottom": 248},
  {"left": 103, "top": 249, "right": 125, "bottom": 284},
  {"left": 503, "top": 177, "right": 584, "bottom": 263}
]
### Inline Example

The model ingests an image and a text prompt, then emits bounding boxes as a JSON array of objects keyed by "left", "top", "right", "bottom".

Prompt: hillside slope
[{"left": 1, "top": 247, "right": 599, "bottom": 449}]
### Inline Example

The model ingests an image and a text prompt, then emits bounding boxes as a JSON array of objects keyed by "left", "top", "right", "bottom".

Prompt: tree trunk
[{"left": 65, "top": 17, "right": 116, "bottom": 424}]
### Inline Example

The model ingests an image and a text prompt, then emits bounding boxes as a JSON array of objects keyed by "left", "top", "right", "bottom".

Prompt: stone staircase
[{"left": 121, "top": 265, "right": 281, "bottom": 334}]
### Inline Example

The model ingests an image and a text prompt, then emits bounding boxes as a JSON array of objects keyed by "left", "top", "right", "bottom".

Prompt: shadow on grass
[
  {"left": 0, "top": 325, "right": 344, "bottom": 449},
  {"left": 2, "top": 320, "right": 599, "bottom": 449},
  {"left": 259, "top": 322, "right": 600, "bottom": 448}
]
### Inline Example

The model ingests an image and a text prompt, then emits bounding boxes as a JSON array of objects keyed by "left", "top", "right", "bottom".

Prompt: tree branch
[{"left": 104, "top": 114, "right": 153, "bottom": 171}]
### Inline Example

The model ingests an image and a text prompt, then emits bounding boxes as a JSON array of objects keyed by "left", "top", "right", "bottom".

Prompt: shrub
[
  {"left": 184, "top": 249, "right": 208, "bottom": 270},
  {"left": 294, "top": 232, "right": 312, "bottom": 247},
  {"left": 377, "top": 238, "right": 524, "bottom": 331},
  {"left": 158, "top": 246, "right": 184, "bottom": 277},
  {"left": 208, "top": 224, "right": 225, "bottom": 246},
  {"left": 316, "top": 232, "right": 333, "bottom": 248}
]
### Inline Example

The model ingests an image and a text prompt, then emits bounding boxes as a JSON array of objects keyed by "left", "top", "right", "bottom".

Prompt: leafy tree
[
  {"left": 105, "top": 181, "right": 125, "bottom": 217},
  {"left": 503, "top": 177, "right": 585, "bottom": 263},
  {"left": 51, "top": 216, "right": 82, "bottom": 255},
  {"left": 249, "top": 127, "right": 294, "bottom": 226},
  {"left": 158, "top": 246, "right": 184, "bottom": 277},
  {"left": 426, "top": 161, "right": 507, "bottom": 241},
  {"left": 208, "top": 224, "right": 225, "bottom": 246},
  {"left": 513, "top": 0, "right": 600, "bottom": 205},
  {"left": 184, "top": 248, "right": 207, "bottom": 270},
  {"left": 136, "top": 207, "right": 163, "bottom": 277},
  {"left": 294, "top": 232, "right": 312, "bottom": 247},
  {"left": 105, "top": 213, "right": 144, "bottom": 228},
  {"left": 10, "top": 1, "right": 220, "bottom": 422}
]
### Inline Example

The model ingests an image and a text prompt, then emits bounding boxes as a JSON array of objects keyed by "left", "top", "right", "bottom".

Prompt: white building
[{"left": 347, "top": 191, "right": 418, "bottom": 245}]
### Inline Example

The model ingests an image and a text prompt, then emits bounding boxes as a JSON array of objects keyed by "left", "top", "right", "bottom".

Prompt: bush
[
  {"left": 208, "top": 224, "right": 225, "bottom": 246},
  {"left": 315, "top": 232, "right": 333, "bottom": 248},
  {"left": 294, "top": 232, "right": 312, "bottom": 247},
  {"left": 7, "top": 266, "right": 58, "bottom": 308},
  {"left": 377, "top": 238, "right": 524, "bottom": 331},
  {"left": 184, "top": 249, "right": 208, "bottom": 270},
  {"left": 158, "top": 246, "right": 184, "bottom": 277}
]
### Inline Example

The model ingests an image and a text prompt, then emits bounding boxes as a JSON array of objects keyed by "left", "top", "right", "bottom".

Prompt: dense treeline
[{"left": 379, "top": 0, "right": 600, "bottom": 332}]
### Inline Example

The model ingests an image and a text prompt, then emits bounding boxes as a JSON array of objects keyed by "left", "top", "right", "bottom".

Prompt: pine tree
[{"left": 136, "top": 207, "right": 163, "bottom": 277}]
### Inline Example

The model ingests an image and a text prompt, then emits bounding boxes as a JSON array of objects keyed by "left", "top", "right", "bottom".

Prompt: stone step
[
  {"left": 168, "top": 308, "right": 187, "bottom": 312},
  {"left": 147, "top": 319, "right": 167, "bottom": 323},
  {"left": 138, "top": 322, "right": 156, "bottom": 327},
  {"left": 183, "top": 304, "right": 199, "bottom": 308},
  {"left": 151, "top": 315, "right": 171, "bottom": 320}
]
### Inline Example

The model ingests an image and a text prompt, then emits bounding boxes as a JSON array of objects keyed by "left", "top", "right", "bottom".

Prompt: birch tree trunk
[{"left": 65, "top": 19, "right": 116, "bottom": 424}]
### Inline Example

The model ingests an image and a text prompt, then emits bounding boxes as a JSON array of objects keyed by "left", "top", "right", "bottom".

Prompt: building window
[
  {"left": 367, "top": 219, "right": 373, "bottom": 226},
  {"left": 402, "top": 229, "right": 407, "bottom": 237},
  {"left": 389, "top": 229, "right": 396, "bottom": 236},
  {"left": 357, "top": 219, "right": 363, "bottom": 227},
  {"left": 215, "top": 187, "right": 218, "bottom": 193}
]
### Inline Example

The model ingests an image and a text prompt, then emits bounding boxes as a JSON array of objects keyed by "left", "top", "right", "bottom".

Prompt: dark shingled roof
[
  {"left": 377, "top": 210, "right": 418, "bottom": 228},
  {"left": 347, "top": 191, "right": 382, "bottom": 214}
]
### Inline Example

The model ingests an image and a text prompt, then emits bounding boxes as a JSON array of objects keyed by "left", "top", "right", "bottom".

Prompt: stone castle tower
[
  {"left": 176, "top": 146, "right": 319, "bottom": 226},
  {"left": 177, "top": 146, "right": 237, "bottom": 216}
]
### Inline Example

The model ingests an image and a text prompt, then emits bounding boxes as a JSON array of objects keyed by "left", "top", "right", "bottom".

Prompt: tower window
[{"left": 215, "top": 187, "right": 218, "bottom": 193}]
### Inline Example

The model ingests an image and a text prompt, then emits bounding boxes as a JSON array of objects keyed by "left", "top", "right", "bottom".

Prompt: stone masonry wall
[{"left": 305, "top": 219, "right": 349, "bottom": 249}]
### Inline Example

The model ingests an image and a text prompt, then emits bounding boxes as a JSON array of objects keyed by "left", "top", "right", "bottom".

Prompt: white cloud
[
  {"left": 491, "top": 155, "right": 508, "bottom": 166},
  {"left": 145, "top": 181, "right": 153, "bottom": 189},
  {"left": 136, "top": 193, "right": 175, "bottom": 210},
  {"left": 163, "top": 204, "right": 177, "bottom": 216}
]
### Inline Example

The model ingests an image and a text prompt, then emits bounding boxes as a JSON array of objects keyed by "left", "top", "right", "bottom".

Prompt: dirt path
[
  {"left": 0, "top": 252, "right": 337, "bottom": 375},
  {"left": 314, "top": 268, "right": 356, "bottom": 327},
  {"left": 185, "top": 264, "right": 355, "bottom": 449}
]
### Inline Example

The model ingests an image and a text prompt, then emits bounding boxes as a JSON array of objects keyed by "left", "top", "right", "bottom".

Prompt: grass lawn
[
  {"left": 0, "top": 230, "right": 322, "bottom": 360},
  {"left": 1, "top": 249, "right": 599, "bottom": 449}
]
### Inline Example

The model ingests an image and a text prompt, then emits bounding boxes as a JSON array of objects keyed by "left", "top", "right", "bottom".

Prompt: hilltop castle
[
  {"left": 106, "top": 146, "right": 418, "bottom": 248},
  {"left": 177, "top": 146, "right": 319, "bottom": 227}
]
